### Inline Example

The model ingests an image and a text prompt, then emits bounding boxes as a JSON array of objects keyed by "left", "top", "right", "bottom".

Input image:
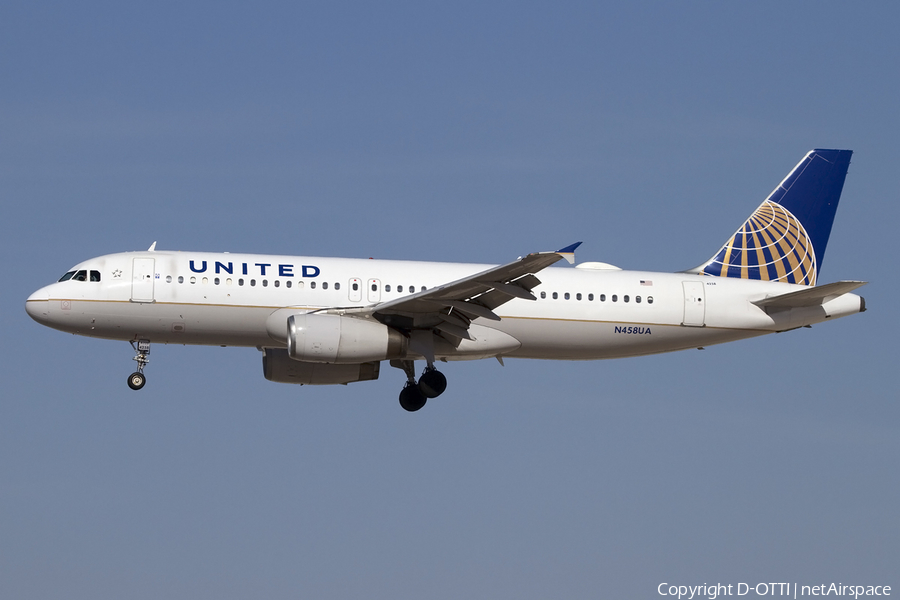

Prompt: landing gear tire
[
  {"left": 418, "top": 368, "right": 447, "bottom": 399},
  {"left": 399, "top": 383, "right": 427, "bottom": 412},
  {"left": 128, "top": 339, "right": 151, "bottom": 390},
  {"left": 127, "top": 372, "right": 146, "bottom": 391}
]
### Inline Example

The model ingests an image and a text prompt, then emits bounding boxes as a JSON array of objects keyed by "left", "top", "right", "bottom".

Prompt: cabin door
[
  {"left": 131, "top": 258, "right": 156, "bottom": 303},
  {"left": 682, "top": 281, "right": 705, "bottom": 327}
]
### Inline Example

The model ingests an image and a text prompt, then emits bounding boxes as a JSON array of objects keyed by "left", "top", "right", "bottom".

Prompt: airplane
[{"left": 25, "top": 149, "right": 866, "bottom": 411}]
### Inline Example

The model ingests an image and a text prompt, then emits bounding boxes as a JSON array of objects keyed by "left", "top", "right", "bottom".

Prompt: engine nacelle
[
  {"left": 262, "top": 348, "right": 380, "bottom": 385},
  {"left": 286, "top": 313, "right": 407, "bottom": 364}
]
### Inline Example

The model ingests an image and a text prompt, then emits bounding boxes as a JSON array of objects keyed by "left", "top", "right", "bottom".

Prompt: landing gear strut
[
  {"left": 128, "top": 339, "right": 150, "bottom": 390},
  {"left": 390, "top": 359, "right": 448, "bottom": 412}
]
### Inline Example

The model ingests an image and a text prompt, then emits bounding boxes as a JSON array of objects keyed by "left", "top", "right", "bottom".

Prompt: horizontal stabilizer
[{"left": 752, "top": 280, "right": 867, "bottom": 309}]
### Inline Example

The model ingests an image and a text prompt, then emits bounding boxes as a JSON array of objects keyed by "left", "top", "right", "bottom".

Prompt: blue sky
[{"left": 2, "top": 2, "right": 898, "bottom": 598}]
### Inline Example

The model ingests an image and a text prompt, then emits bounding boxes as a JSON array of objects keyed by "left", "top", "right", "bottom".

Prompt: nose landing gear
[{"left": 127, "top": 339, "right": 150, "bottom": 390}]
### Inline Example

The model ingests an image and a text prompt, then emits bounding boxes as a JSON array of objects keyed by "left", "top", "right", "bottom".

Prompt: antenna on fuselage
[{"left": 147, "top": 241, "right": 157, "bottom": 251}]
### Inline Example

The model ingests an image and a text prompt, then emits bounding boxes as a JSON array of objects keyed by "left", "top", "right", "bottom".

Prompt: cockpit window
[{"left": 59, "top": 269, "right": 98, "bottom": 282}]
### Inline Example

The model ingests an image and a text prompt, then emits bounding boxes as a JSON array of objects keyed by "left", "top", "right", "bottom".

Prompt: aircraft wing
[
  {"left": 752, "top": 280, "right": 867, "bottom": 309},
  {"left": 354, "top": 243, "right": 581, "bottom": 340}
]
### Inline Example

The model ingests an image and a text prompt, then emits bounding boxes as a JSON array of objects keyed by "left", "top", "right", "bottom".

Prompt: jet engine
[
  {"left": 262, "top": 348, "right": 380, "bottom": 385},
  {"left": 286, "top": 313, "right": 407, "bottom": 364}
]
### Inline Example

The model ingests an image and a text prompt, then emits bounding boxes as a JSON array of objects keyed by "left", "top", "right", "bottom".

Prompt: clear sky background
[{"left": 2, "top": 2, "right": 898, "bottom": 598}]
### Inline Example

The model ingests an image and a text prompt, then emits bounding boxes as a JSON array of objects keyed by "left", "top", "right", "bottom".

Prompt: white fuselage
[{"left": 25, "top": 251, "right": 864, "bottom": 362}]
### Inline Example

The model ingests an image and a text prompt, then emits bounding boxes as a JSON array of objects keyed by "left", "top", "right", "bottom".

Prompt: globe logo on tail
[{"left": 700, "top": 200, "right": 817, "bottom": 286}]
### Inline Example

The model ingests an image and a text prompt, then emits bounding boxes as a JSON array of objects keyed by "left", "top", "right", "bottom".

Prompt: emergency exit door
[
  {"left": 367, "top": 278, "right": 381, "bottom": 303},
  {"left": 348, "top": 278, "right": 362, "bottom": 303}
]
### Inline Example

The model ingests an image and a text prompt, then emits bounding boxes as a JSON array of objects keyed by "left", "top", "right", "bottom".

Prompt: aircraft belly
[
  {"left": 64, "top": 301, "right": 274, "bottom": 346},
  {"left": 497, "top": 317, "right": 765, "bottom": 360}
]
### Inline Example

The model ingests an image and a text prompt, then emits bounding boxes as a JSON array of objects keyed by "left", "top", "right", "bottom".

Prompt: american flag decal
[{"left": 640, "top": 280, "right": 653, "bottom": 286}]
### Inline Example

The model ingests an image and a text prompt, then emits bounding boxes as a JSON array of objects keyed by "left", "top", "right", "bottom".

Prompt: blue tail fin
[{"left": 694, "top": 149, "right": 852, "bottom": 286}]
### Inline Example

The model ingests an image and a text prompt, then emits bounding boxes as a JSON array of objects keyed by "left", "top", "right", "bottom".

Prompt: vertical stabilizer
[{"left": 693, "top": 149, "right": 852, "bottom": 286}]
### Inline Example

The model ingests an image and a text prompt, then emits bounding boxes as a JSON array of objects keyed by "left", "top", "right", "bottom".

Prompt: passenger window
[
  {"left": 323, "top": 282, "right": 328, "bottom": 290},
  {"left": 371, "top": 283, "right": 377, "bottom": 292},
  {"left": 612, "top": 295, "right": 618, "bottom": 302},
  {"left": 202, "top": 277, "right": 208, "bottom": 285},
  {"left": 564, "top": 292, "right": 570, "bottom": 300},
  {"left": 648, "top": 296, "right": 654, "bottom": 304},
  {"left": 540, "top": 291, "right": 546, "bottom": 299},
  {"left": 385, "top": 284, "right": 391, "bottom": 292},
  {"left": 226, "top": 278, "right": 233, "bottom": 285},
  {"left": 398, "top": 285, "right": 403, "bottom": 292},
  {"left": 58, "top": 271, "right": 76, "bottom": 282},
  {"left": 190, "top": 277, "right": 197, "bottom": 284},
  {"left": 636, "top": 296, "right": 641, "bottom": 303},
  {"left": 90, "top": 270, "right": 101, "bottom": 282},
  {"left": 73, "top": 270, "right": 87, "bottom": 281},
  {"left": 214, "top": 277, "right": 220, "bottom": 285},
  {"left": 588, "top": 293, "right": 594, "bottom": 301},
  {"left": 552, "top": 292, "right": 558, "bottom": 300},
  {"left": 262, "top": 280, "right": 268, "bottom": 287},
  {"left": 178, "top": 276, "right": 184, "bottom": 283},
  {"left": 274, "top": 280, "right": 280, "bottom": 287},
  {"left": 335, "top": 282, "right": 340, "bottom": 290},
  {"left": 352, "top": 282, "right": 359, "bottom": 291},
  {"left": 310, "top": 281, "right": 316, "bottom": 289},
  {"left": 624, "top": 295, "right": 629, "bottom": 303},
  {"left": 166, "top": 275, "right": 172, "bottom": 283},
  {"left": 285, "top": 281, "right": 291, "bottom": 288},
  {"left": 576, "top": 293, "right": 582, "bottom": 301},
  {"left": 238, "top": 278, "right": 244, "bottom": 286},
  {"left": 600, "top": 294, "right": 606, "bottom": 301},
  {"left": 250, "top": 279, "right": 256, "bottom": 286}
]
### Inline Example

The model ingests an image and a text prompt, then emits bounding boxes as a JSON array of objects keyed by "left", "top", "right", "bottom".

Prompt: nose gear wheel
[
  {"left": 127, "top": 371, "right": 146, "bottom": 390},
  {"left": 128, "top": 339, "right": 151, "bottom": 391}
]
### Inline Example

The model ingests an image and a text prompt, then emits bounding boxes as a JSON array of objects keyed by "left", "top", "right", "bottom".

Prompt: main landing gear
[
  {"left": 419, "top": 367, "right": 447, "bottom": 398},
  {"left": 392, "top": 360, "right": 448, "bottom": 412},
  {"left": 127, "top": 339, "right": 151, "bottom": 390}
]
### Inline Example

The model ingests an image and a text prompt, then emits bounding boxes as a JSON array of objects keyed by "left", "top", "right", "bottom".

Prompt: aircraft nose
[{"left": 25, "top": 287, "right": 51, "bottom": 324}]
